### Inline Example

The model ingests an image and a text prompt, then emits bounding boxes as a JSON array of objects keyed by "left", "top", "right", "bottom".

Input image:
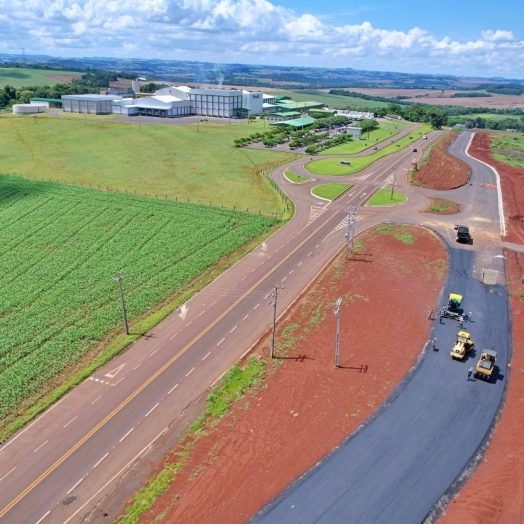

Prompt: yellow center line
[{"left": 0, "top": 188, "right": 362, "bottom": 520}]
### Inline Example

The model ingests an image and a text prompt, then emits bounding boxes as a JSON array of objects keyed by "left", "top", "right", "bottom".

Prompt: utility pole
[
  {"left": 345, "top": 205, "right": 358, "bottom": 259},
  {"left": 390, "top": 168, "right": 396, "bottom": 200},
  {"left": 113, "top": 270, "right": 129, "bottom": 335},
  {"left": 334, "top": 298, "right": 342, "bottom": 366},
  {"left": 269, "top": 285, "right": 283, "bottom": 359}
]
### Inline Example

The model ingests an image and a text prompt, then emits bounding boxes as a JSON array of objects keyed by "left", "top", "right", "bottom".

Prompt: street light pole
[
  {"left": 113, "top": 270, "right": 129, "bottom": 335},
  {"left": 334, "top": 298, "right": 342, "bottom": 366},
  {"left": 269, "top": 285, "right": 283, "bottom": 359},
  {"left": 390, "top": 168, "right": 396, "bottom": 200}
]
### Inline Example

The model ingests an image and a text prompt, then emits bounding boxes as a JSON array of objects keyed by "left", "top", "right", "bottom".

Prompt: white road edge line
[
  {"left": 92, "top": 452, "right": 109, "bottom": 469},
  {"left": 63, "top": 416, "right": 77, "bottom": 428},
  {"left": 35, "top": 510, "right": 51, "bottom": 524},
  {"left": 34, "top": 440, "right": 49, "bottom": 453},
  {"left": 202, "top": 351, "right": 211, "bottom": 360},
  {"left": 119, "top": 428, "right": 134, "bottom": 443},
  {"left": 185, "top": 367, "right": 195, "bottom": 377},
  {"left": 67, "top": 478, "right": 84, "bottom": 494},
  {"left": 145, "top": 403, "right": 159, "bottom": 417},
  {"left": 168, "top": 384, "right": 179, "bottom": 394},
  {"left": 0, "top": 467, "right": 16, "bottom": 482},
  {"left": 217, "top": 338, "right": 225, "bottom": 346}
]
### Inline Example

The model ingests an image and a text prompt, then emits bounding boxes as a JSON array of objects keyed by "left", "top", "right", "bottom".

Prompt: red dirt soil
[
  {"left": 135, "top": 225, "right": 447, "bottom": 524},
  {"left": 413, "top": 132, "right": 471, "bottom": 190},
  {"left": 423, "top": 198, "right": 460, "bottom": 215},
  {"left": 469, "top": 132, "right": 524, "bottom": 245},
  {"left": 438, "top": 133, "right": 524, "bottom": 523}
]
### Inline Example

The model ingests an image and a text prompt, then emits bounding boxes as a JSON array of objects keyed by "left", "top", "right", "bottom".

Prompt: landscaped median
[
  {"left": 306, "top": 124, "right": 432, "bottom": 176},
  {"left": 365, "top": 188, "right": 406, "bottom": 206},
  {"left": 320, "top": 127, "right": 400, "bottom": 155},
  {"left": 311, "top": 183, "right": 352, "bottom": 200},
  {"left": 284, "top": 170, "right": 311, "bottom": 184}
]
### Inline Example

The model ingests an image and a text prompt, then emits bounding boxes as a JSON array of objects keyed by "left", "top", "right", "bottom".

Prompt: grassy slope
[
  {"left": 0, "top": 116, "right": 292, "bottom": 213},
  {"left": 0, "top": 175, "right": 278, "bottom": 429},
  {"left": 269, "top": 90, "right": 391, "bottom": 110},
  {"left": 321, "top": 127, "right": 400, "bottom": 155},
  {"left": 0, "top": 67, "right": 80, "bottom": 88},
  {"left": 306, "top": 124, "right": 431, "bottom": 176},
  {"left": 490, "top": 133, "right": 524, "bottom": 169}
]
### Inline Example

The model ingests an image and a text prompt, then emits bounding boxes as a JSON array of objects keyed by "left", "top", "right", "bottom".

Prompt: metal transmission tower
[
  {"left": 113, "top": 270, "right": 129, "bottom": 335},
  {"left": 333, "top": 298, "right": 342, "bottom": 367},
  {"left": 269, "top": 285, "right": 283, "bottom": 359},
  {"left": 345, "top": 206, "right": 358, "bottom": 259}
]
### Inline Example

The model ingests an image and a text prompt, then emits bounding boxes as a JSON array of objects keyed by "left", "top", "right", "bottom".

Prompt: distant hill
[{"left": 1, "top": 53, "right": 523, "bottom": 90}]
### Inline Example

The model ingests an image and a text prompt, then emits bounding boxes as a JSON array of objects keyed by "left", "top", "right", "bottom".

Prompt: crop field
[
  {"left": 0, "top": 67, "right": 81, "bottom": 88},
  {"left": 0, "top": 175, "right": 277, "bottom": 424},
  {"left": 0, "top": 116, "right": 293, "bottom": 214}
]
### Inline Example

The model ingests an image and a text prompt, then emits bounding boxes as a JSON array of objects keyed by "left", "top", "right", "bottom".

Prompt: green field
[
  {"left": 321, "top": 127, "right": 400, "bottom": 155},
  {"left": 0, "top": 175, "right": 278, "bottom": 425},
  {"left": 0, "top": 67, "right": 81, "bottom": 88},
  {"left": 270, "top": 90, "right": 391, "bottom": 110},
  {"left": 491, "top": 133, "right": 524, "bottom": 168},
  {"left": 0, "top": 116, "right": 293, "bottom": 214},
  {"left": 311, "top": 183, "right": 351, "bottom": 200},
  {"left": 306, "top": 124, "right": 431, "bottom": 176}
]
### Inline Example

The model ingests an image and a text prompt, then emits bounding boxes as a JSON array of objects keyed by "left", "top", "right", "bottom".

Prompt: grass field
[
  {"left": 306, "top": 124, "right": 431, "bottom": 176},
  {"left": 284, "top": 170, "right": 311, "bottom": 183},
  {"left": 321, "top": 127, "right": 400, "bottom": 155},
  {"left": 366, "top": 188, "right": 406, "bottom": 206},
  {"left": 0, "top": 175, "right": 278, "bottom": 425},
  {"left": 270, "top": 90, "right": 391, "bottom": 110},
  {"left": 0, "top": 67, "right": 81, "bottom": 88},
  {"left": 311, "top": 183, "right": 351, "bottom": 200},
  {"left": 490, "top": 134, "right": 524, "bottom": 168},
  {"left": 0, "top": 116, "right": 293, "bottom": 214}
]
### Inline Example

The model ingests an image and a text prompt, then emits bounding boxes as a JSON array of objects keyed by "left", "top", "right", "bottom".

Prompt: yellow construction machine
[
  {"left": 450, "top": 331, "right": 475, "bottom": 360},
  {"left": 474, "top": 349, "right": 497, "bottom": 381}
]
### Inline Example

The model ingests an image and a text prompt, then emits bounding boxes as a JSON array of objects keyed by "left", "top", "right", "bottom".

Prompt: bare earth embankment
[{"left": 119, "top": 225, "right": 446, "bottom": 524}]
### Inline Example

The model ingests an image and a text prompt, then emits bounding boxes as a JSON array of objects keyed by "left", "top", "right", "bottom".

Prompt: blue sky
[{"left": 1, "top": 0, "right": 523, "bottom": 79}]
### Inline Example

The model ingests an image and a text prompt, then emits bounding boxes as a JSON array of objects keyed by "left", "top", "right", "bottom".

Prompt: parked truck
[
  {"left": 455, "top": 225, "right": 472, "bottom": 244},
  {"left": 450, "top": 331, "right": 475, "bottom": 360},
  {"left": 474, "top": 349, "right": 497, "bottom": 381}
]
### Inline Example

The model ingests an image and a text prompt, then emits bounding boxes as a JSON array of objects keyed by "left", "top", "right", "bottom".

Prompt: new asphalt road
[{"left": 252, "top": 131, "right": 509, "bottom": 523}]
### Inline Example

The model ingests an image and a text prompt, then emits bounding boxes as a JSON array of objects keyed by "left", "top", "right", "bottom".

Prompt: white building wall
[{"left": 242, "top": 91, "right": 263, "bottom": 114}]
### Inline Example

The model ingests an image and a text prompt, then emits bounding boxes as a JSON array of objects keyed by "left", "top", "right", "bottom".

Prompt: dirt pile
[
  {"left": 469, "top": 132, "right": 524, "bottom": 244},
  {"left": 412, "top": 132, "right": 470, "bottom": 190},
  {"left": 128, "top": 225, "right": 447, "bottom": 524}
]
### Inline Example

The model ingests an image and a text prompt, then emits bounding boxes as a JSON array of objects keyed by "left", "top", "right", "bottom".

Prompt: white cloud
[{"left": 1, "top": 0, "right": 523, "bottom": 78}]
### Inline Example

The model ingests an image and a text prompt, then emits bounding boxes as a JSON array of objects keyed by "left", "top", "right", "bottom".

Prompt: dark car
[
  {"left": 413, "top": 148, "right": 418, "bottom": 152},
  {"left": 455, "top": 225, "right": 471, "bottom": 243}
]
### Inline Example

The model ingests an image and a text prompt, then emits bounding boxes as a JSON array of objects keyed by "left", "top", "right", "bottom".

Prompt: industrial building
[
  {"left": 62, "top": 94, "right": 122, "bottom": 115},
  {"left": 61, "top": 87, "right": 264, "bottom": 119}
]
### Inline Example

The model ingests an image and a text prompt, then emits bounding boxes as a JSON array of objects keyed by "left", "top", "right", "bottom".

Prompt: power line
[
  {"left": 113, "top": 270, "right": 129, "bottom": 335},
  {"left": 333, "top": 298, "right": 342, "bottom": 367},
  {"left": 345, "top": 205, "right": 358, "bottom": 259}
]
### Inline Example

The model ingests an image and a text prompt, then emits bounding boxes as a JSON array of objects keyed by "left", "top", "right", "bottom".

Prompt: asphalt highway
[
  {"left": 252, "top": 131, "right": 509, "bottom": 523},
  {"left": 0, "top": 127, "right": 434, "bottom": 523}
]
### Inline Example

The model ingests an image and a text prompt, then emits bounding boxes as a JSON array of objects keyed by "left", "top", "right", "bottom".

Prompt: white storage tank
[{"left": 13, "top": 103, "right": 47, "bottom": 114}]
